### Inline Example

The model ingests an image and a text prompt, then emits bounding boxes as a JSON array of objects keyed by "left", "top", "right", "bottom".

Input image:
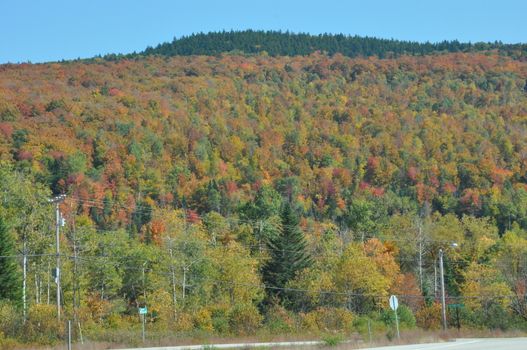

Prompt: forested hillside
[{"left": 1, "top": 50, "right": 527, "bottom": 344}]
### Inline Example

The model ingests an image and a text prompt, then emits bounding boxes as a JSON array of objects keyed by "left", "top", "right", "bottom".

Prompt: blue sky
[{"left": 1, "top": 0, "right": 525, "bottom": 63}]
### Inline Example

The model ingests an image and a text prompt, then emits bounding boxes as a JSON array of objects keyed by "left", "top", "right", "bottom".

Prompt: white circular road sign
[{"left": 389, "top": 295, "right": 399, "bottom": 311}]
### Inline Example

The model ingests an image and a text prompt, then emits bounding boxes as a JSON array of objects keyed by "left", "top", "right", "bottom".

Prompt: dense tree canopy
[
  {"left": 0, "top": 49, "right": 527, "bottom": 344},
  {"left": 138, "top": 30, "right": 527, "bottom": 61}
]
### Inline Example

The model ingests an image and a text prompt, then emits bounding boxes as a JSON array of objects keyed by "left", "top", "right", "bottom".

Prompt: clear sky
[{"left": 1, "top": 0, "right": 526, "bottom": 63}]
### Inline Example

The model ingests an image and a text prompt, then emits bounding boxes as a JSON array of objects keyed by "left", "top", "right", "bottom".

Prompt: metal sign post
[
  {"left": 142, "top": 314, "right": 145, "bottom": 342},
  {"left": 139, "top": 307, "right": 147, "bottom": 342},
  {"left": 448, "top": 303, "right": 464, "bottom": 331},
  {"left": 67, "top": 320, "right": 72, "bottom": 350},
  {"left": 389, "top": 295, "right": 400, "bottom": 339}
]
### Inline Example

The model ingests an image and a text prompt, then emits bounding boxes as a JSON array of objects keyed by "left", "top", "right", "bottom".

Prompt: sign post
[
  {"left": 448, "top": 303, "right": 464, "bottom": 331},
  {"left": 389, "top": 295, "right": 400, "bottom": 339},
  {"left": 139, "top": 307, "right": 147, "bottom": 342}
]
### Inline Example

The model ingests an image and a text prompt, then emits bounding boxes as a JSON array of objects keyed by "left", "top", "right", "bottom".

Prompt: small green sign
[
  {"left": 139, "top": 307, "right": 147, "bottom": 315},
  {"left": 447, "top": 303, "right": 464, "bottom": 308}
]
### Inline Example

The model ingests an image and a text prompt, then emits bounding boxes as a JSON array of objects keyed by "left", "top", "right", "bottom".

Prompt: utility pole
[
  {"left": 142, "top": 261, "right": 147, "bottom": 302},
  {"left": 71, "top": 211, "right": 82, "bottom": 343},
  {"left": 22, "top": 238, "right": 27, "bottom": 321},
  {"left": 47, "top": 260, "right": 50, "bottom": 304},
  {"left": 439, "top": 249, "right": 447, "bottom": 330},
  {"left": 417, "top": 220, "right": 424, "bottom": 293},
  {"left": 182, "top": 266, "right": 187, "bottom": 300},
  {"left": 169, "top": 248, "right": 177, "bottom": 321},
  {"left": 49, "top": 194, "right": 66, "bottom": 321},
  {"left": 140, "top": 261, "right": 148, "bottom": 344},
  {"left": 182, "top": 258, "right": 201, "bottom": 300}
]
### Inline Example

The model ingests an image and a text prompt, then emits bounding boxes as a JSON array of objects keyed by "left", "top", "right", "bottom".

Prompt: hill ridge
[{"left": 131, "top": 30, "right": 527, "bottom": 60}]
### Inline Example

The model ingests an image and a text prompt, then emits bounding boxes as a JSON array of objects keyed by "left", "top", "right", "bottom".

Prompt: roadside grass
[{"left": 15, "top": 328, "right": 527, "bottom": 350}]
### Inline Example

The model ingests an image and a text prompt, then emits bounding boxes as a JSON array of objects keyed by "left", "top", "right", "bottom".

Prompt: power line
[
  {"left": 68, "top": 196, "right": 475, "bottom": 247},
  {"left": 50, "top": 253, "right": 521, "bottom": 301},
  {"left": 5, "top": 250, "right": 520, "bottom": 303},
  {"left": 0, "top": 253, "right": 57, "bottom": 258}
]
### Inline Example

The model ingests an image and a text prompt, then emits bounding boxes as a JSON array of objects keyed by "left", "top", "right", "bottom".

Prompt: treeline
[{"left": 133, "top": 30, "right": 527, "bottom": 60}]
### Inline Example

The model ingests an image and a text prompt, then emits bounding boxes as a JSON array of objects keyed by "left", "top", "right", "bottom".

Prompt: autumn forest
[{"left": 1, "top": 31, "right": 527, "bottom": 345}]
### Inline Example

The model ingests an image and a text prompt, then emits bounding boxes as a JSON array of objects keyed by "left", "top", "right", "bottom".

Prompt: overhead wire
[{"left": 5, "top": 194, "right": 512, "bottom": 306}]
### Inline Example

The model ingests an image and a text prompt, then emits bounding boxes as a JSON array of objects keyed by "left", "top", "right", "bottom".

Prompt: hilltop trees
[{"left": 140, "top": 30, "right": 527, "bottom": 60}]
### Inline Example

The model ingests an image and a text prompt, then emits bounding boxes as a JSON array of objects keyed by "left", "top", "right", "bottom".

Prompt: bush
[
  {"left": 23, "top": 304, "right": 63, "bottom": 344},
  {"left": 148, "top": 289, "right": 173, "bottom": 328},
  {"left": 321, "top": 333, "right": 344, "bottom": 346},
  {"left": 106, "top": 313, "right": 129, "bottom": 329},
  {"left": 174, "top": 312, "right": 194, "bottom": 332},
  {"left": 229, "top": 303, "right": 263, "bottom": 335},
  {"left": 461, "top": 304, "right": 525, "bottom": 331},
  {"left": 0, "top": 301, "right": 22, "bottom": 338},
  {"left": 301, "top": 307, "right": 354, "bottom": 333},
  {"left": 194, "top": 308, "right": 214, "bottom": 332},
  {"left": 210, "top": 305, "right": 230, "bottom": 334},
  {"left": 86, "top": 293, "right": 112, "bottom": 322},
  {"left": 380, "top": 305, "right": 416, "bottom": 329},
  {"left": 0, "top": 331, "right": 19, "bottom": 349},
  {"left": 264, "top": 304, "right": 296, "bottom": 333},
  {"left": 353, "top": 315, "right": 387, "bottom": 341},
  {"left": 415, "top": 303, "right": 442, "bottom": 330}
]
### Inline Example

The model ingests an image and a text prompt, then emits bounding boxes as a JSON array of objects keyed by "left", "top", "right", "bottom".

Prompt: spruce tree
[
  {"left": 0, "top": 217, "right": 21, "bottom": 304},
  {"left": 263, "top": 203, "right": 311, "bottom": 302}
]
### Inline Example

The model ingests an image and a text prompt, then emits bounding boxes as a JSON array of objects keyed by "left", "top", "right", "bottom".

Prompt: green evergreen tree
[
  {"left": 241, "top": 185, "right": 283, "bottom": 252},
  {"left": 0, "top": 217, "right": 21, "bottom": 304},
  {"left": 263, "top": 203, "right": 311, "bottom": 302},
  {"left": 137, "top": 30, "right": 527, "bottom": 61}
]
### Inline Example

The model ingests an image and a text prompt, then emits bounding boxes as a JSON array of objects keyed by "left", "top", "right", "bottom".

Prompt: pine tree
[
  {"left": 263, "top": 203, "right": 311, "bottom": 302},
  {"left": 136, "top": 30, "right": 527, "bottom": 60},
  {"left": 0, "top": 217, "right": 21, "bottom": 304}
]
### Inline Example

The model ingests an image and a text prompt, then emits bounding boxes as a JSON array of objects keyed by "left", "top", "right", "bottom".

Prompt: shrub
[
  {"left": 0, "top": 301, "right": 22, "bottom": 338},
  {"left": 415, "top": 303, "right": 442, "bottom": 330},
  {"left": 462, "top": 303, "right": 523, "bottom": 331},
  {"left": 229, "top": 303, "right": 263, "bottom": 335},
  {"left": 210, "top": 305, "right": 230, "bottom": 333},
  {"left": 23, "top": 304, "right": 63, "bottom": 344},
  {"left": 174, "top": 312, "right": 194, "bottom": 332},
  {"left": 194, "top": 308, "right": 214, "bottom": 332},
  {"left": 380, "top": 305, "right": 416, "bottom": 329},
  {"left": 148, "top": 288, "right": 173, "bottom": 328},
  {"left": 86, "top": 293, "right": 112, "bottom": 322},
  {"left": 301, "top": 307, "right": 354, "bottom": 333},
  {"left": 0, "top": 331, "right": 19, "bottom": 349},
  {"left": 264, "top": 304, "right": 296, "bottom": 333},
  {"left": 106, "top": 313, "right": 129, "bottom": 329},
  {"left": 321, "top": 333, "right": 344, "bottom": 346},
  {"left": 353, "top": 315, "right": 387, "bottom": 341}
]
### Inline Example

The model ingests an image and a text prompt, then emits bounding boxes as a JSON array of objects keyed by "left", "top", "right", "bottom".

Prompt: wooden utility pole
[
  {"left": 439, "top": 249, "right": 447, "bottom": 330},
  {"left": 22, "top": 238, "right": 27, "bottom": 321},
  {"left": 49, "top": 194, "right": 66, "bottom": 321}
]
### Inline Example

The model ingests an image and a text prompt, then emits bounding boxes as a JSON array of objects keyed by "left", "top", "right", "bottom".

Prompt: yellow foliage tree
[{"left": 461, "top": 262, "right": 511, "bottom": 311}]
